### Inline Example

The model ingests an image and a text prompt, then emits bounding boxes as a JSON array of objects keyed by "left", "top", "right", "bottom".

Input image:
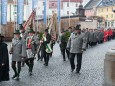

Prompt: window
[
  {"left": 52, "top": 3, "right": 54, "bottom": 6},
  {"left": 67, "top": 11, "right": 69, "bottom": 15},
  {"left": 112, "top": 7, "right": 113, "bottom": 11},
  {"left": 102, "top": 9, "right": 103, "bottom": 12},
  {"left": 107, "top": 8, "right": 108, "bottom": 11},
  {"left": 67, "top": 3, "right": 69, "bottom": 7},
  {"left": 76, "top": 3, "right": 77, "bottom": 7},
  {"left": 43, "top": 2, "right": 45, "bottom": 6},
  {"left": 98, "top": 9, "right": 100, "bottom": 12},
  {"left": 106, "top": 15, "right": 108, "bottom": 18},
  {"left": 13, "top": 5, "right": 17, "bottom": 7},
  {"left": 13, "top": 12, "right": 17, "bottom": 14},
  {"left": 111, "top": 14, "right": 113, "bottom": 18},
  {"left": 111, "top": 21, "right": 114, "bottom": 26}
]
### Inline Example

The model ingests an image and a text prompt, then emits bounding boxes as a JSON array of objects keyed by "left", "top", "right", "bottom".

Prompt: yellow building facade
[{"left": 96, "top": 5, "right": 115, "bottom": 28}]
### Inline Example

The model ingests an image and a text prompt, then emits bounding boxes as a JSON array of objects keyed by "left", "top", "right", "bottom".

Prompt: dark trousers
[
  {"left": 25, "top": 58, "right": 34, "bottom": 72},
  {"left": 62, "top": 49, "right": 70, "bottom": 60},
  {"left": 42, "top": 50, "right": 50, "bottom": 65},
  {"left": 70, "top": 53, "right": 82, "bottom": 72},
  {"left": 37, "top": 52, "right": 41, "bottom": 60},
  {"left": 12, "top": 61, "right": 21, "bottom": 77}
]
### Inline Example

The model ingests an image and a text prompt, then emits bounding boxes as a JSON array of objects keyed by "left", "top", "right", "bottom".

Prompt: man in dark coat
[
  {"left": 0, "top": 34, "right": 9, "bottom": 82},
  {"left": 40, "top": 29, "right": 51, "bottom": 66},
  {"left": 60, "top": 31, "right": 67, "bottom": 61}
]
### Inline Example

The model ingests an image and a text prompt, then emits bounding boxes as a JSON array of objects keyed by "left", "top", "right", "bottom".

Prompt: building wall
[
  {"left": 96, "top": 6, "right": 115, "bottom": 28},
  {"left": 85, "top": 9, "right": 95, "bottom": 17}
]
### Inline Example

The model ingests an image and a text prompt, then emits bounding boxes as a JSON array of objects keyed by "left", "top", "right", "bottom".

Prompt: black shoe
[
  {"left": 76, "top": 71, "right": 80, "bottom": 74},
  {"left": 46, "top": 64, "right": 48, "bottom": 66},
  {"left": 44, "top": 63, "right": 46, "bottom": 66},
  {"left": 63, "top": 59, "right": 66, "bottom": 61},
  {"left": 71, "top": 69, "right": 75, "bottom": 72},
  {"left": 12, "top": 75, "right": 17, "bottom": 79},
  {"left": 15, "top": 77, "right": 19, "bottom": 81},
  {"left": 29, "top": 72, "right": 32, "bottom": 76}
]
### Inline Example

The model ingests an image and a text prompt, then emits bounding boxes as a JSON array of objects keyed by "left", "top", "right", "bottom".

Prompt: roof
[
  {"left": 97, "top": 0, "right": 115, "bottom": 7},
  {"left": 84, "top": 0, "right": 101, "bottom": 9}
]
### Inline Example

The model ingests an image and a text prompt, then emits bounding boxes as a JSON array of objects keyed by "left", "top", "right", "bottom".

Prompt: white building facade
[{"left": 6, "top": 0, "right": 81, "bottom": 22}]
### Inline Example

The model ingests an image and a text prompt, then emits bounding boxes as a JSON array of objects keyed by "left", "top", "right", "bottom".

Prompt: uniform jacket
[
  {"left": 41, "top": 33, "right": 51, "bottom": 51},
  {"left": 67, "top": 33, "right": 87, "bottom": 53},
  {"left": 60, "top": 34, "right": 67, "bottom": 50},
  {"left": 12, "top": 37, "right": 26, "bottom": 61},
  {"left": 26, "top": 35, "right": 36, "bottom": 55}
]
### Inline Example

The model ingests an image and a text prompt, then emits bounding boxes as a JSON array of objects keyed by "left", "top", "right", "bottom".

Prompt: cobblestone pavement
[{"left": 0, "top": 40, "right": 115, "bottom": 86}]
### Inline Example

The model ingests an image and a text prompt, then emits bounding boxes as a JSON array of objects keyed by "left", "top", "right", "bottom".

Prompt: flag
[
  {"left": 1, "top": 0, "right": 7, "bottom": 24},
  {"left": 57, "top": 0, "right": 60, "bottom": 23},
  {"left": 23, "top": 10, "right": 36, "bottom": 30},
  {"left": 43, "top": 0, "right": 47, "bottom": 24},
  {"left": 17, "top": 0, "right": 24, "bottom": 24}
]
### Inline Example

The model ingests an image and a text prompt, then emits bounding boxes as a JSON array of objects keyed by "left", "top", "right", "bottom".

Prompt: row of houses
[
  {"left": 85, "top": 0, "right": 115, "bottom": 28},
  {"left": 4, "top": 0, "right": 83, "bottom": 22}
]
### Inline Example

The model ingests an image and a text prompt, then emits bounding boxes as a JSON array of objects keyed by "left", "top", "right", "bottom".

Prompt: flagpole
[
  {"left": 69, "top": 0, "right": 70, "bottom": 27},
  {"left": 26, "top": 0, "right": 28, "bottom": 21},
  {"left": 47, "top": 0, "right": 49, "bottom": 28},
  {"left": 13, "top": 0, "right": 16, "bottom": 31},
  {"left": 46, "top": 0, "right": 48, "bottom": 28},
  {"left": 58, "top": 0, "right": 61, "bottom": 36},
  {"left": 16, "top": 0, "right": 18, "bottom": 30},
  {"left": 0, "top": 0, "right": 1, "bottom": 33}
]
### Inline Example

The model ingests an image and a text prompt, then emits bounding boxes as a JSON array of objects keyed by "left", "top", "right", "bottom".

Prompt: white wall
[{"left": 6, "top": 1, "right": 80, "bottom": 22}]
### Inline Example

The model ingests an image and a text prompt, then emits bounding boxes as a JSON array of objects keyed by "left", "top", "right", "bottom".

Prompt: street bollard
[{"left": 104, "top": 48, "right": 115, "bottom": 86}]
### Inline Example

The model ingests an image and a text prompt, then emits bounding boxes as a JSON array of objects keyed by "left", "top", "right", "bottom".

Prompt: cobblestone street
[{"left": 0, "top": 40, "right": 115, "bottom": 86}]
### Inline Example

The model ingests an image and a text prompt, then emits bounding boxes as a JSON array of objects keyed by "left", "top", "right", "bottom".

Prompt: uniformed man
[
  {"left": 9, "top": 30, "right": 26, "bottom": 81},
  {"left": 60, "top": 30, "right": 68, "bottom": 61},
  {"left": 40, "top": 29, "right": 51, "bottom": 66},
  {"left": 67, "top": 24, "right": 87, "bottom": 73},
  {"left": 25, "top": 29, "right": 36, "bottom": 76},
  {"left": 89, "top": 29, "right": 94, "bottom": 47}
]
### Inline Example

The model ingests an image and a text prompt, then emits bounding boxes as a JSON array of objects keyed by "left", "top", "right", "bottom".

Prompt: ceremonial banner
[
  {"left": 1, "top": 0, "right": 7, "bottom": 24},
  {"left": 43, "top": 0, "right": 47, "bottom": 24},
  {"left": 23, "top": 10, "right": 36, "bottom": 30},
  {"left": 17, "top": 0, "right": 24, "bottom": 24},
  {"left": 57, "top": 0, "right": 60, "bottom": 23}
]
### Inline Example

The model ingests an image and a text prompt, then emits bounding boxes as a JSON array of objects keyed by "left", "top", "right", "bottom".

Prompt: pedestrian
[
  {"left": 40, "top": 29, "right": 51, "bottom": 66},
  {"left": 67, "top": 24, "right": 87, "bottom": 73},
  {"left": 0, "top": 34, "right": 9, "bottom": 82},
  {"left": 9, "top": 30, "right": 26, "bottom": 81}
]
